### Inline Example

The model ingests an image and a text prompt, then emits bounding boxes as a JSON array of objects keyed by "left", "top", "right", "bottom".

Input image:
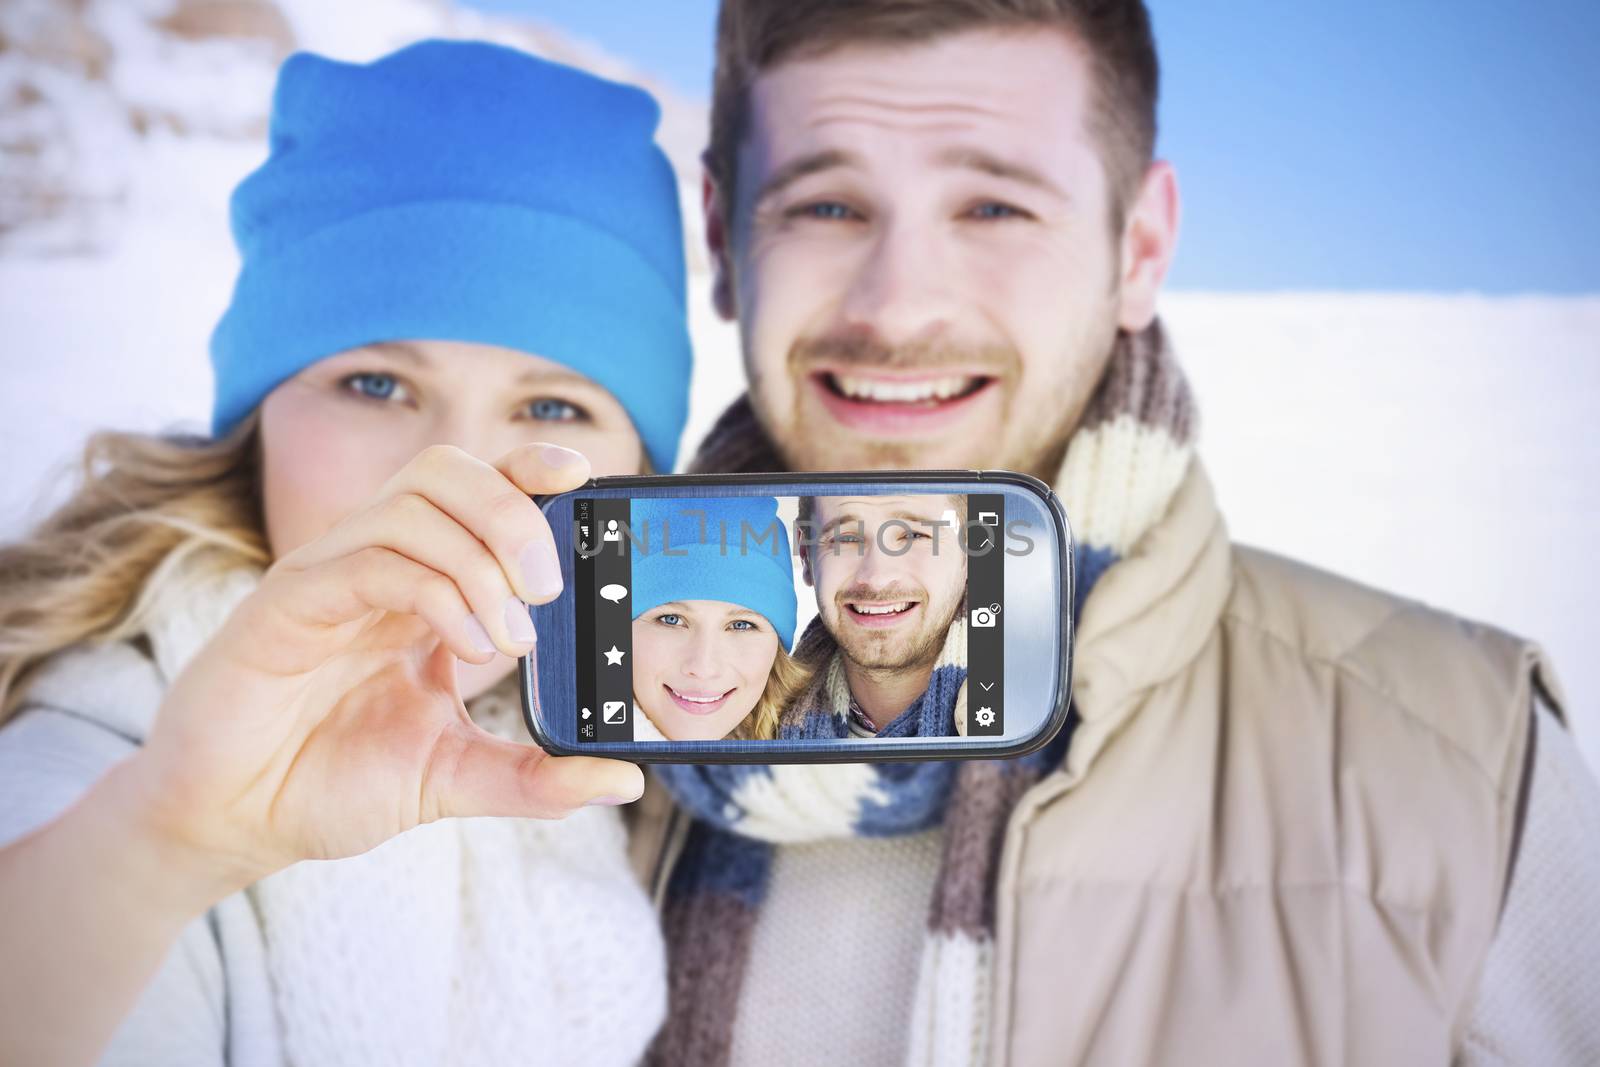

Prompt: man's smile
[
  {"left": 842, "top": 598, "right": 922, "bottom": 628},
  {"left": 808, "top": 368, "right": 999, "bottom": 437},
  {"left": 826, "top": 372, "right": 987, "bottom": 404}
]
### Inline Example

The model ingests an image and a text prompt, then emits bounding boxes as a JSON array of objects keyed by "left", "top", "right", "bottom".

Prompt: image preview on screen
[{"left": 570, "top": 493, "right": 1008, "bottom": 744}]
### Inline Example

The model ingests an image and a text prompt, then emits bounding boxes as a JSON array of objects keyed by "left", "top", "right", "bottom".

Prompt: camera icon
[{"left": 970, "top": 603, "right": 1001, "bottom": 628}]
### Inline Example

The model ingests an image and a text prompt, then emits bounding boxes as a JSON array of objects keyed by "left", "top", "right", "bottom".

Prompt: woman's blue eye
[
  {"left": 795, "top": 202, "right": 855, "bottom": 221},
  {"left": 526, "top": 397, "right": 584, "bottom": 422},
  {"left": 345, "top": 372, "right": 399, "bottom": 400},
  {"left": 657, "top": 613, "right": 682, "bottom": 627},
  {"left": 729, "top": 619, "right": 757, "bottom": 632},
  {"left": 969, "top": 202, "right": 1025, "bottom": 221}
]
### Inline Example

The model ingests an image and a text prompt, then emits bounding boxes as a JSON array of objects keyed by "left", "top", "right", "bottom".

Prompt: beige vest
[{"left": 628, "top": 461, "right": 1565, "bottom": 1066}]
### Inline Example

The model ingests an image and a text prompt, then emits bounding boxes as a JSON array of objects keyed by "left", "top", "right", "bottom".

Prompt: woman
[
  {"left": 0, "top": 40, "right": 691, "bottom": 1065},
  {"left": 628, "top": 496, "right": 807, "bottom": 741}
]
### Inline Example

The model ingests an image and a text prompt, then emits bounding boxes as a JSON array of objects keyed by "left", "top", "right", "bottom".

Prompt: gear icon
[{"left": 974, "top": 706, "right": 996, "bottom": 727}]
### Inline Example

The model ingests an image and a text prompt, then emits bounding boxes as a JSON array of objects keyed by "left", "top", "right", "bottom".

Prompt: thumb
[{"left": 421, "top": 722, "right": 645, "bottom": 822}]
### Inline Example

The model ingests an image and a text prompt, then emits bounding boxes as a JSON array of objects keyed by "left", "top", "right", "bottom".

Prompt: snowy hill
[{"left": 2, "top": 0, "right": 1597, "bottom": 768}]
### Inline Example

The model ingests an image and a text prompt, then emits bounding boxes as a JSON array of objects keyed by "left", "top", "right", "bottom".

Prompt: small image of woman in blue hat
[
  {"left": 0, "top": 40, "right": 690, "bottom": 1064},
  {"left": 628, "top": 497, "right": 809, "bottom": 741}
]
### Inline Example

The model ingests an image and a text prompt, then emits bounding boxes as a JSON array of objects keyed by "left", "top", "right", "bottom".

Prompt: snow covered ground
[{"left": 3, "top": 0, "right": 1597, "bottom": 769}]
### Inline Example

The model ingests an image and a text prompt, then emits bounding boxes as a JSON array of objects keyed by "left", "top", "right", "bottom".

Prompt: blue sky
[{"left": 468, "top": 0, "right": 1600, "bottom": 293}]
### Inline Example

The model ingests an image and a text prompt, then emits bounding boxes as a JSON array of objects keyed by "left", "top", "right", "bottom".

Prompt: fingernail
[
  {"left": 520, "top": 539, "right": 563, "bottom": 600},
  {"left": 541, "top": 444, "right": 580, "bottom": 467},
  {"left": 503, "top": 596, "right": 537, "bottom": 645},
  {"left": 464, "top": 614, "right": 496, "bottom": 655},
  {"left": 586, "top": 795, "right": 630, "bottom": 806}
]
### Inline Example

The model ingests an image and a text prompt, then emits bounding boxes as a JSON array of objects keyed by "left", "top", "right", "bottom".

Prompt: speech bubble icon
[{"left": 599, "top": 583, "right": 627, "bottom": 603}]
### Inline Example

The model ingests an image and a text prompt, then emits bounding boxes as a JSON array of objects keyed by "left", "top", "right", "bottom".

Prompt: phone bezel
[{"left": 519, "top": 469, "right": 1074, "bottom": 763}]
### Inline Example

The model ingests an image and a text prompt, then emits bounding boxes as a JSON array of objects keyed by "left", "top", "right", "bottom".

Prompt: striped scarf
[
  {"left": 791, "top": 616, "right": 969, "bottom": 740},
  {"left": 647, "top": 320, "right": 1197, "bottom": 1066}
]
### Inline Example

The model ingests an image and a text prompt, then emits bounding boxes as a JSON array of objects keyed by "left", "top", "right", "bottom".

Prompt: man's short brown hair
[
  {"left": 708, "top": 0, "right": 1159, "bottom": 232},
  {"left": 796, "top": 493, "right": 967, "bottom": 558}
]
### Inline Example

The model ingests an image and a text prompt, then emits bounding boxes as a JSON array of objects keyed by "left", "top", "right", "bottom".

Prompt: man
[
  {"left": 633, "top": 3, "right": 1600, "bottom": 1065},
  {"left": 800, "top": 494, "right": 968, "bottom": 736}
]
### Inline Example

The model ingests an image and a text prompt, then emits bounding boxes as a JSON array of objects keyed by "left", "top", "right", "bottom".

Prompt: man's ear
[
  {"left": 701, "top": 161, "right": 736, "bottom": 322},
  {"left": 1116, "top": 160, "right": 1181, "bottom": 333},
  {"left": 799, "top": 543, "right": 814, "bottom": 587}
]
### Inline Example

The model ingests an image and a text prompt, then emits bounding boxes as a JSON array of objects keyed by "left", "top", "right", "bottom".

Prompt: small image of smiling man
[{"left": 799, "top": 494, "right": 968, "bottom": 734}]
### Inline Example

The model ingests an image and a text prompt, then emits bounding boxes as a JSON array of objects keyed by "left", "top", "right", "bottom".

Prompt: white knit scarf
[{"left": 139, "top": 550, "right": 666, "bottom": 1066}]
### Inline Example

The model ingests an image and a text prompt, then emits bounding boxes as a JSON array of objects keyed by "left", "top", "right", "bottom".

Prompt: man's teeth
[
  {"left": 853, "top": 602, "right": 913, "bottom": 615},
  {"left": 832, "top": 374, "right": 975, "bottom": 403},
  {"left": 669, "top": 687, "right": 726, "bottom": 704}
]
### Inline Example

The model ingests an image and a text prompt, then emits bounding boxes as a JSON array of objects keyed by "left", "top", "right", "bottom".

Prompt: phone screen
[{"left": 569, "top": 492, "right": 1011, "bottom": 744}]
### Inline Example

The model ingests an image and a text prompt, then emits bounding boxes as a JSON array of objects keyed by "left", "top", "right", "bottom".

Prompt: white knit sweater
[{"left": 0, "top": 555, "right": 666, "bottom": 1066}]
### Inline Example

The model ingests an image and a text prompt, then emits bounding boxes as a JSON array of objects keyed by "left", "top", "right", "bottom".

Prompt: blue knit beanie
[
  {"left": 629, "top": 497, "right": 798, "bottom": 649},
  {"left": 209, "top": 39, "right": 691, "bottom": 472}
]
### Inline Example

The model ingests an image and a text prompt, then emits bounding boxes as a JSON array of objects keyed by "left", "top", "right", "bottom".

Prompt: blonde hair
[
  {"left": 0, "top": 411, "right": 270, "bottom": 724},
  {"left": 728, "top": 642, "right": 812, "bottom": 741}
]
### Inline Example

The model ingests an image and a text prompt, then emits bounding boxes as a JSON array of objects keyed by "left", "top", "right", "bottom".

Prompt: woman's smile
[{"left": 665, "top": 684, "right": 737, "bottom": 715}]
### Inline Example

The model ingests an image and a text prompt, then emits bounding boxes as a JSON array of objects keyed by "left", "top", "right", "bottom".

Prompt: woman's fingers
[
  {"left": 275, "top": 492, "right": 539, "bottom": 662},
  {"left": 379, "top": 442, "right": 589, "bottom": 606},
  {"left": 422, "top": 724, "right": 645, "bottom": 820},
  {"left": 252, "top": 441, "right": 592, "bottom": 668},
  {"left": 271, "top": 441, "right": 592, "bottom": 662},
  {"left": 237, "top": 546, "right": 495, "bottom": 675},
  {"left": 493, "top": 441, "right": 591, "bottom": 499}
]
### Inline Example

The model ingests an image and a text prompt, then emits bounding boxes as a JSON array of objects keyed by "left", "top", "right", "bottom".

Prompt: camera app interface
[{"left": 571, "top": 493, "right": 1007, "bottom": 743}]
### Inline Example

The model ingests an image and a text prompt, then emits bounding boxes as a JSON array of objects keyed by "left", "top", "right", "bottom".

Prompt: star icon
[{"left": 604, "top": 645, "right": 625, "bottom": 666}]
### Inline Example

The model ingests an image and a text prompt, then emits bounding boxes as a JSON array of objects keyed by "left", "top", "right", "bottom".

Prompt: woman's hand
[{"left": 121, "top": 441, "right": 640, "bottom": 897}]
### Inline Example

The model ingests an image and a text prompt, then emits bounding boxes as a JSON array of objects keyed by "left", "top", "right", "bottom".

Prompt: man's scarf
[
  {"left": 788, "top": 614, "right": 970, "bottom": 740},
  {"left": 647, "top": 321, "right": 1197, "bottom": 1066}
]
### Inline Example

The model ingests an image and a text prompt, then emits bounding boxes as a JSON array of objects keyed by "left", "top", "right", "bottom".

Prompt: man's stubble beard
[
  {"left": 830, "top": 581, "right": 966, "bottom": 676},
  {"left": 747, "top": 300, "right": 1123, "bottom": 481}
]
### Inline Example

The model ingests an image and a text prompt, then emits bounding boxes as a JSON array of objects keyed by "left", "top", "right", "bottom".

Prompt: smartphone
[{"left": 520, "top": 471, "right": 1074, "bottom": 763}]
